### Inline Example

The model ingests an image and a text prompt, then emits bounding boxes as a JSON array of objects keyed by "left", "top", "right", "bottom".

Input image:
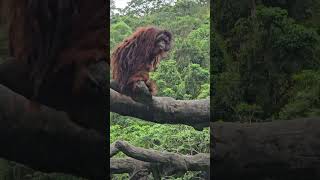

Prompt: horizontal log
[
  {"left": 110, "top": 89, "right": 210, "bottom": 130},
  {"left": 111, "top": 140, "right": 209, "bottom": 178},
  {"left": 0, "top": 84, "right": 106, "bottom": 179},
  {"left": 212, "top": 118, "right": 320, "bottom": 179}
]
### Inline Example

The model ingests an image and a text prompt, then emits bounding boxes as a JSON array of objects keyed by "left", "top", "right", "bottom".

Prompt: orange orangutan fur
[
  {"left": 111, "top": 26, "right": 172, "bottom": 96},
  {"left": 0, "top": 0, "right": 108, "bottom": 97}
]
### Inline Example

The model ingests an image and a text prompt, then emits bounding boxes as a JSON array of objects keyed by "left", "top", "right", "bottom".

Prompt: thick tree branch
[
  {"left": 110, "top": 88, "right": 210, "bottom": 130},
  {"left": 0, "top": 84, "right": 106, "bottom": 180},
  {"left": 111, "top": 140, "right": 209, "bottom": 178},
  {"left": 211, "top": 118, "right": 320, "bottom": 180}
]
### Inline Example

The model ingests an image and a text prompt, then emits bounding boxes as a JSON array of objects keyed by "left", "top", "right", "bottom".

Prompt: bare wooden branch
[
  {"left": 110, "top": 158, "right": 151, "bottom": 178},
  {"left": 0, "top": 84, "right": 106, "bottom": 180},
  {"left": 111, "top": 140, "right": 210, "bottom": 177},
  {"left": 0, "top": 59, "right": 108, "bottom": 134},
  {"left": 110, "top": 142, "right": 120, "bottom": 157},
  {"left": 110, "top": 89, "right": 210, "bottom": 130},
  {"left": 211, "top": 118, "right": 320, "bottom": 179}
]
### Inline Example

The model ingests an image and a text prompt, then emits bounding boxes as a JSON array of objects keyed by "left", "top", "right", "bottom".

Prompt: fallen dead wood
[{"left": 110, "top": 140, "right": 210, "bottom": 179}]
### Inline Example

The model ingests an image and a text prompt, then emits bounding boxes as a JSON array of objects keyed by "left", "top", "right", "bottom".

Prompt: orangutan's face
[{"left": 155, "top": 31, "right": 172, "bottom": 53}]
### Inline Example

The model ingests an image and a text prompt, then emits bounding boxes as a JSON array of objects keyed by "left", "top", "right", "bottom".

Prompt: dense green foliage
[
  {"left": 213, "top": 0, "right": 320, "bottom": 122},
  {"left": 111, "top": 0, "right": 210, "bottom": 179}
]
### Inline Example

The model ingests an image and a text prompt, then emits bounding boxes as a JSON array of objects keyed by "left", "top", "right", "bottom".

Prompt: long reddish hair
[{"left": 111, "top": 26, "right": 171, "bottom": 93}]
